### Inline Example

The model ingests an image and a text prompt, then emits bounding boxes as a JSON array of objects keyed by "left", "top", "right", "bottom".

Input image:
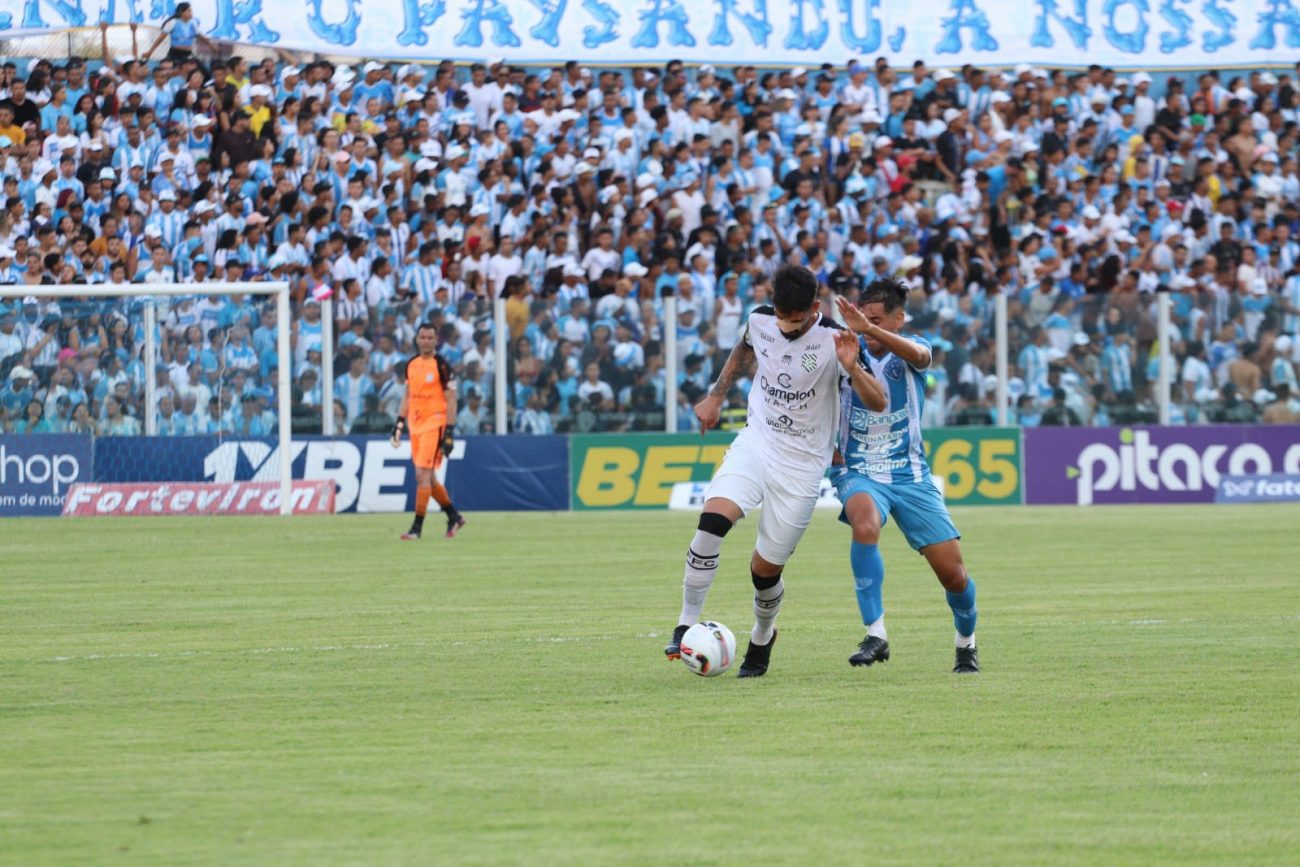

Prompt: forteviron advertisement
[{"left": 1023, "top": 426, "right": 1300, "bottom": 506}]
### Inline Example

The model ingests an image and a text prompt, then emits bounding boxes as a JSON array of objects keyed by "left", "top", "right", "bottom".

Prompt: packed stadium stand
[{"left": 1, "top": 51, "right": 1298, "bottom": 436}]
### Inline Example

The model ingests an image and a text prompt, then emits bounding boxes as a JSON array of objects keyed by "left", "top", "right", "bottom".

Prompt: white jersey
[
  {"left": 716, "top": 294, "right": 744, "bottom": 350},
  {"left": 736, "top": 306, "right": 846, "bottom": 480}
]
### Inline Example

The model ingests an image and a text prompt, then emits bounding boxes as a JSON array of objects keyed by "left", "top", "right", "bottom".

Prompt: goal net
[{"left": 0, "top": 282, "right": 320, "bottom": 516}]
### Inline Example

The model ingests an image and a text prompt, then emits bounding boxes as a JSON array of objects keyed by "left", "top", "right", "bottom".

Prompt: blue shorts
[{"left": 832, "top": 470, "right": 960, "bottom": 552}]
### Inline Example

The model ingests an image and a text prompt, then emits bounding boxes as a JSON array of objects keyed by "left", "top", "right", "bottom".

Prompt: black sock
[
  {"left": 411, "top": 513, "right": 425, "bottom": 532},
  {"left": 446, "top": 503, "right": 460, "bottom": 521}
]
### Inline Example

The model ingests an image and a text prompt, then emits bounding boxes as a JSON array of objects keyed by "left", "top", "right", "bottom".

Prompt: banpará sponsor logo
[
  {"left": 1066, "top": 428, "right": 1300, "bottom": 506},
  {"left": 851, "top": 407, "right": 910, "bottom": 427}
]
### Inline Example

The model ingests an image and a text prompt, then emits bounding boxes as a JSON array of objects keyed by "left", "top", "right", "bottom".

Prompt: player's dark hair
[
  {"left": 417, "top": 321, "right": 438, "bottom": 334},
  {"left": 771, "top": 264, "right": 817, "bottom": 314},
  {"left": 861, "top": 277, "right": 909, "bottom": 313}
]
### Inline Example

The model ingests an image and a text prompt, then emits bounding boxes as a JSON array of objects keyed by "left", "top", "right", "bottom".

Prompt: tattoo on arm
[{"left": 710, "top": 341, "right": 756, "bottom": 399}]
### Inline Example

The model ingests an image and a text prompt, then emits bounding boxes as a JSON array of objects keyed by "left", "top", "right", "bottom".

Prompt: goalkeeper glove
[
  {"left": 390, "top": 417, "right": 406, "bottom": 448},
  {"left": 441, "top": 428, "right": 455, "bottom": 455}
]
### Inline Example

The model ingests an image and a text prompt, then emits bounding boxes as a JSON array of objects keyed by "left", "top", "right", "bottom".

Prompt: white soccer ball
[{"left": 680, "top": 621, "right": 737, "bottom": 678}]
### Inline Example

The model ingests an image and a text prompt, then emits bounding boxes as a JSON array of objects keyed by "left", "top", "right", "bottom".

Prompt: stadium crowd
[{"left": 1, "top": 36, "right": 1299, "bottom": 437}]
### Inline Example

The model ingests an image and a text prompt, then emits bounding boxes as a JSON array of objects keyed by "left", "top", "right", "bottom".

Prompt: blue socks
[
  {"left": 946, "top": 578, "right": 977, "bottom": 638},
  {"left": 850, "top": 542, "right": 885, "bottom": 626},
  {"left": 853, "top": 542, "right": 976, "bottom": 644}
]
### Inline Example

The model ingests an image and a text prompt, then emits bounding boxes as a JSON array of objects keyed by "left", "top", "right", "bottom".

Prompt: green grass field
[{"left": 3, "top": 505, "right": 1298, "bottom": 866}]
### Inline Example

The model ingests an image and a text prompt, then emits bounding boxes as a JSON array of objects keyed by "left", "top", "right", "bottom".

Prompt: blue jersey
[
  {"left": 1283, "top": 274, "right": 1300, "bottom": 336},
  {"left": 169, "top": 17, "right": 199, "bottom": 48},
  {"left": 838, "top": 335, "right": 932, "bottom": 484}
]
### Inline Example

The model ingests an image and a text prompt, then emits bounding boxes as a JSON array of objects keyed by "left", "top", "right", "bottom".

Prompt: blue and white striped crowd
[{"left": 0, "top": 50, "right": 1297, "bottom": 436}]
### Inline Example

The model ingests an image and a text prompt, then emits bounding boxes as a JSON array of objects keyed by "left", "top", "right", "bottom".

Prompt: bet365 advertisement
[{"left": 569, "top": 428, "right": 1023, "bottom": 510}]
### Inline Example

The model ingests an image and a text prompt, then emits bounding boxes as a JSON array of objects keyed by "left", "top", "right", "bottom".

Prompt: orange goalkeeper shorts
[{"left": 409, "top": 421, "right": 447, "bottom": 469}]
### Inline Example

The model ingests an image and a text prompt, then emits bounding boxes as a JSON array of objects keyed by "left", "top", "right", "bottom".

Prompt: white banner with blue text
[{"left": 1, "top": 0, "right": 1297, "bottom": 67}]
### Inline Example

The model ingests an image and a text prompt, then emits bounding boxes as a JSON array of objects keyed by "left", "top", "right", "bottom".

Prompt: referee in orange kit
[{"left": 391, "top": 322, "right": 466, "bottom": 539}]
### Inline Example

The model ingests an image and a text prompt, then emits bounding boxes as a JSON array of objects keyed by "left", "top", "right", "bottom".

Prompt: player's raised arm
[
  {"left": 696, "top": 339, "right": 755, "bottom": 432},
  {"left": 835, "top": 295, "right": 931, "bottom": 370},
  {"left": 834, "top": 329, "right": 887, "bottom": 412}
]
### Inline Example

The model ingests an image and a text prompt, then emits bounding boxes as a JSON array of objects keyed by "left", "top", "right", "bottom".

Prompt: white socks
[
  {"left": 751, "top": 578, "right": 784, "bottom": 645},
  {"left": 679, "top": 528, "right": 724, "bottom": 626},
  {"left": 955, "top": 631, "right": 976, "bottom": 649},
  {"left": 867, "top": 616, "right": 887, "bottom": 640}
]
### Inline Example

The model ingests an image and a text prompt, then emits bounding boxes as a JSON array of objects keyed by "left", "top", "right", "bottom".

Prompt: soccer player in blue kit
[{"left": 832, "top": 281, "right": 980, "bottom": 674}]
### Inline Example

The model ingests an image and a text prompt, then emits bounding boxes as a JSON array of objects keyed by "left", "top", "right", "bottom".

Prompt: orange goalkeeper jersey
[{"left": 405, "top": 354, "right": 452, "bottom": 428}]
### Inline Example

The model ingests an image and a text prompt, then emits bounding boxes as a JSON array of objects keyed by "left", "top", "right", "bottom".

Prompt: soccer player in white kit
[{"left": 664, "top": 265, "right": 887, "bottom": 677}]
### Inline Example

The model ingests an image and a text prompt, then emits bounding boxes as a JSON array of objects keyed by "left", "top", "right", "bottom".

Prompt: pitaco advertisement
[{"left": 1023, "top": 426, "right": 1300, "bottom": 506}]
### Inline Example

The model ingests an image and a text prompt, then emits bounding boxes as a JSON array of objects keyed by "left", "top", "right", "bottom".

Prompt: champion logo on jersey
[
  {"left": 801, "top": 353, "right": 818, "bottom": 372},
  {"left": 885, "top": 358, "right": 905, "bottom": 381},
  {"left": 781, "top": 354, "right": 793, "bottom": 366}
]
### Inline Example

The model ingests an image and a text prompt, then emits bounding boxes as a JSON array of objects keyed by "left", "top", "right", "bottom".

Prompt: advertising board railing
[{"left": 5, "top": 425, "right": 1299, "bottom": 516}]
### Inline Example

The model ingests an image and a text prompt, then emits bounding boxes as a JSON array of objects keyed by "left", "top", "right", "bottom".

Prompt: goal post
[{"left": 0, "top": 282, "right": 295, "bottom": 516}]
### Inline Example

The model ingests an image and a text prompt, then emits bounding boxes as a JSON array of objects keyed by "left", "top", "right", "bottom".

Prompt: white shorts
[{"left": 704, "top": 436, "right": 822, "bottom": 566}]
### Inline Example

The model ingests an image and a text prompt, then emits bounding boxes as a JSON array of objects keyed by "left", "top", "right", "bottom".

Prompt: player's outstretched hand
[
  {"left": 833, "top": 328, "right": 861, "bottom": 369},
  {"left": 694, "top": 393, "right": 723, "bottom": 432},
  {"left": 389, "top": 417, "right": 406, "bottom": 449},
  {"left": 835, "top": 296, "right": 872, "bottom": 335}
]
